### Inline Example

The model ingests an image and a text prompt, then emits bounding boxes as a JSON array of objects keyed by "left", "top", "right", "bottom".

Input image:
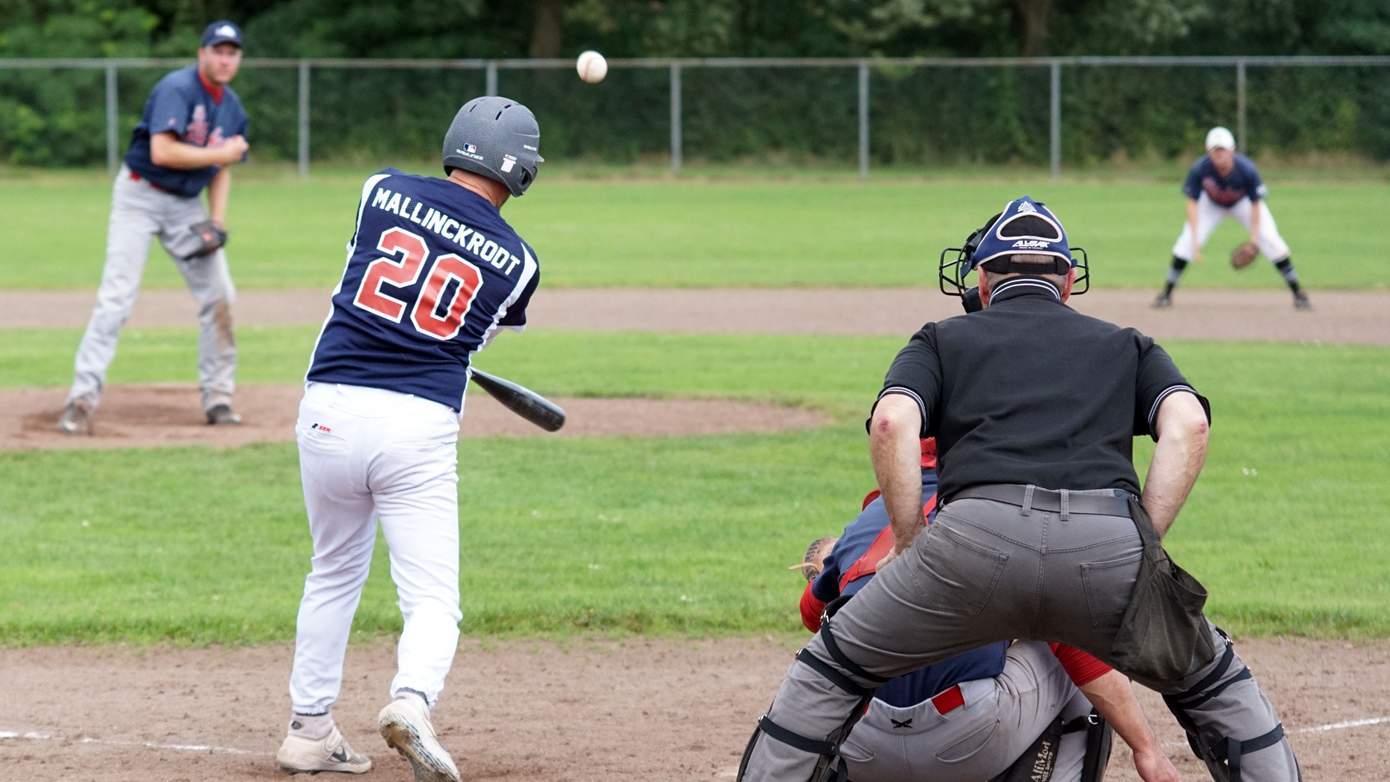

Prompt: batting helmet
[{"left": 441, "top": 96, "right": 543, "bottom": 197}]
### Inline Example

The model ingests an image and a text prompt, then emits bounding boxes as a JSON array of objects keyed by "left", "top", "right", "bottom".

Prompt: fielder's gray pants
[
  {"left": 67, "top": 165, "right": 236, "bottom": 413},
  {"left": 742, "top": 487, "right": 1299, "bottom": 781},
  {"left": 841, "top": 641, "right": 1091, "bottom": 782}
]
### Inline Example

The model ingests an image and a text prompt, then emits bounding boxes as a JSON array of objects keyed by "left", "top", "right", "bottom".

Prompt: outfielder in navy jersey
[
  {"left": 60, "top": 21, "right": 250, "bottom": 435},
  {"left": 1154, "top": 126, "right": 1309, "bottom": 309},
  {"left": 277, "top": 97, "right": 544, "bottom": 781}
]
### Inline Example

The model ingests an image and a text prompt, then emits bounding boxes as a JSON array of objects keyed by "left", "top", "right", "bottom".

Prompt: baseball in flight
[{"left": 577, "top": 50, "right": 607, "bottom": 84}]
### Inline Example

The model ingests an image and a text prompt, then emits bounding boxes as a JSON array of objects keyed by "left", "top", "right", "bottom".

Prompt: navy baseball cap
[
  {"left": 964, "top": 196, "right": 1073, "bottom": 274},
  {"left": 201, "top": 20, "right": 243, "bottom": 49}
]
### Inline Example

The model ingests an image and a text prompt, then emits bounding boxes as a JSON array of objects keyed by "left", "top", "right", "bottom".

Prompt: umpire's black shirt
[{"left": 876, "top": 277, "right": 1210, "bottom": 504}]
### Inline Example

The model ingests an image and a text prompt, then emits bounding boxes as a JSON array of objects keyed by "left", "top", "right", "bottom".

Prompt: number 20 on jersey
[{"left": 352, "top": 227, "right": 483, "bottom": 340}]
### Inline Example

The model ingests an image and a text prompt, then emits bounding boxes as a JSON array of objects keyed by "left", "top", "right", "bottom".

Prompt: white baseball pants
[
  {"left": 1170, "top": 193, "right": 1291, "bottom": 262},
  {"left": 289, "top": 382, "right": 462, "bottom": 715},
  {"left": 840, "top": 642, "right": 1091, "bottom": 782},
  {"left": 68, "top": 165, "right": 237, "bottom": 412}
]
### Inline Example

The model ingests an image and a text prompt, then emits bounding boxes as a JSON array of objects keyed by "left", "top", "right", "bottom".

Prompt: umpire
[
  {"left": 738, "top": 197, "right": 1300, "bottom": 781},
  {"left": 59, "top": 20, "right": 250, "bottom": 434}
]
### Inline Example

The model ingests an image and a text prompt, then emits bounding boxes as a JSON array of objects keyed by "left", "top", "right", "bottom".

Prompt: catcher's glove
[
  {"left": 177, "top": 219, "right": 229, "bottom": 261},
  {"left": 790, "top": 537, "right": 837, "bottom": 583},
  {"left": 1230, "top": 241, "right": 1259, "bottom": 270}
]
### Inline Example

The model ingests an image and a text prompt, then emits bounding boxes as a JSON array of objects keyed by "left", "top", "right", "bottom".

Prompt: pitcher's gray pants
[
  {"left": 841, "top": 641, "right": 1091, "bottom": 782},
  {"left": 67, "top": 165, "right": 237, "bottom": 414},
  {"left": 741, "top": 488, "right": 1299, "bottom": 781}
]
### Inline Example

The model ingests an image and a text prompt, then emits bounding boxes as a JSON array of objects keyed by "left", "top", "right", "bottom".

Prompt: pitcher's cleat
[
  {"left": 58, "top": 401, "right": 94, "bottom": 435},
  {"left": 206, "top": 403, "right": 243, "bottom": 425}
]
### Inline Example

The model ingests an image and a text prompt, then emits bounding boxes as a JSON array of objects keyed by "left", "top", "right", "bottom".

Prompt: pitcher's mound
[{"left": 4, "top": 385, "right": 830, "bottom": 451}]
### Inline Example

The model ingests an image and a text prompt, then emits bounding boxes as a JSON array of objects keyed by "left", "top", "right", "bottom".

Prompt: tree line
[{"left": 2, "top": 0, "right": 1388, "bottom": 167}]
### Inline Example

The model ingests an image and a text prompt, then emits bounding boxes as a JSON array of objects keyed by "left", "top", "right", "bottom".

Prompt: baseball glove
[
  {"left": 1230, "top": 241, "right": 1259, "bottom": 270},
  {"left": 790, "top": 537, "right": 836, "bottom": 583},
  {"left": 178, "top": 220, "right": 229, "bottom": 261}
]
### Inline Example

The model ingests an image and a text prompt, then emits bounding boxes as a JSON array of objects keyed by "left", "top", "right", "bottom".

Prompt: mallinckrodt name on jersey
[{"left": 369, "top": 186, "right": 524, "bottom": 275}]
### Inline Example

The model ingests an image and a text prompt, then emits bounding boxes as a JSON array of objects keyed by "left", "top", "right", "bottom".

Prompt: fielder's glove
[
  {"left": 1230, "top": 241, "right": 1259, "bottom": 270},
  {"left": 177, "top": 219, "right": 229, "bottom": 261}
]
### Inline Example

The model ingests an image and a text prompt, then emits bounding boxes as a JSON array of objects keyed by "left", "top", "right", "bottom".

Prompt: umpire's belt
[{"left": 954, "top": 484, "right": 1132, "bottom": 516}]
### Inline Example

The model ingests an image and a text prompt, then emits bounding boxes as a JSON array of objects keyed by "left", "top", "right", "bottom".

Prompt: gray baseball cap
[{"left": 441, "top": 96, "right": 543, "bottom": 197}]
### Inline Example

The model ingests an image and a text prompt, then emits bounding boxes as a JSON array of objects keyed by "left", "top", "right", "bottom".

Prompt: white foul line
[
  {"left": 0, "top": 729, "right": 270, "bottom": 757},
  {"left": 1293, "top": 716, "right": 1390, "bottom": 734}
]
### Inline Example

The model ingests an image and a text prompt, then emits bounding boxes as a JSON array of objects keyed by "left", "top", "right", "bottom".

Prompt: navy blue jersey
[
  {"left": 124, "top": 65, "right": 248, "bottom": 198},
  {"left": 307, "top": 168, "right": 540, "bottom": 411},
  {"left": 1182, "top": 153, "right": 1267, "bottom": 206},
  {"left": 811, "top": 470, "right": 1008, "bottom": 709}
]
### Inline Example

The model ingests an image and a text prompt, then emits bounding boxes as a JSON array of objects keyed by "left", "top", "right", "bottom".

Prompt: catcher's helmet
[
  {"left": 441, "top": 96, "right": 543, "bottom": 197},
  {"left": 939, "top": 196, "right": 1090, "bottom": 297}
]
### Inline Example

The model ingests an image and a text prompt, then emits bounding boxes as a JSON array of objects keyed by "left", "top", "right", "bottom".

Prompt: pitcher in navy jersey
[
  {"left": 59, "top": 21, "right": 250, "bottom": 434},
  {"left": 276, "top": 97, "right": 543, "bottom": 782}
]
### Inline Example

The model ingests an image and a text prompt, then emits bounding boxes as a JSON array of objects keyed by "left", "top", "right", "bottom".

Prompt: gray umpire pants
[
  {"left": 841, "top": 641, "right": 1092, "bottom": 782},
  {"left": 741, "top": 486, "right": 1300, "bottom": 781},
  {"left": 67, "top": 165, "right": 237, "bottom": 413}
]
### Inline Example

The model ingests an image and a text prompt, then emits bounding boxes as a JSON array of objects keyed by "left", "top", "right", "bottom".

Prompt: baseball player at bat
[
  {"left": 1153, "top": 126, "right": 1310, "bottom": 310},
  {"left": 276, "top": 96, "right": 543, "bottom": 780},
  {"left": 786, "top": 438, "right": 1170, "bottom": 782},
  {"left": 59, "top": 21, "right": 250, "bottom": 435}
]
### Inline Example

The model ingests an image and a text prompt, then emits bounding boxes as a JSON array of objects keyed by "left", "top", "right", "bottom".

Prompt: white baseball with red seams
[{"left": 576, "top": 50, "right": 607, "bottom": 84}]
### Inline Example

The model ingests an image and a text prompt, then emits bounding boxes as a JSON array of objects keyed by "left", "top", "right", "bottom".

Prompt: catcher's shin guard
[
  {"left": 1077, "top": 710, "right": 1114, "bottom": 782},
  {"left": 1162, "top": 631, "right": 1300, "bottom": 782},
  {"left": 988, "top": 709, "right": 1111, "bottom": 782},
  {"left": 737, "top": 611, "right": 885, "bottom": 782}
]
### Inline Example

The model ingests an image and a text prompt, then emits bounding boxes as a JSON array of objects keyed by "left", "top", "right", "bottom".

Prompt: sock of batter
[
  {"left": 289, "top": 711, "right": 334, "bottom": 740},
  {"left": 1163, "top": 256, "right": 1189, "bottom": 296}
]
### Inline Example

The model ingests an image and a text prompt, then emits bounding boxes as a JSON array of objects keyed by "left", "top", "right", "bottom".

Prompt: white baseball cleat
[
  {"left": 275, "top": 725, "right": 372, "bottom": 775},
  {"left": 378, "top": 695, "right": 460, "bottom": 782},
  {"left": 58, "top": 401, "right": 93, "bottom": 435}
]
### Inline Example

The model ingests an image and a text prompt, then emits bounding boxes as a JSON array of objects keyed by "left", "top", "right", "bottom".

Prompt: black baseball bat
[{"left": 470, "top": 369, "right": 566, "bottom": 432}]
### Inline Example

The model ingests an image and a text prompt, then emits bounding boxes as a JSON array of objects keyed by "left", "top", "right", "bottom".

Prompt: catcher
[
  {"left": 59, "top": 21, "right": 249, "bottom": 435},
  {"left": 1153, "top": 126, "right": 1310, "bottom": 310},
  {"left": 781, "top": 438, "right": 1174, "bottom": 782}
]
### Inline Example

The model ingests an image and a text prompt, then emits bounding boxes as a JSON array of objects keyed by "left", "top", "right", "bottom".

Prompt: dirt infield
[
  {"left": 1, "top": 636, "right": 1387, "bottom": 781},
  {"left": 1, "top": 384, "right": 828, "bottom": 451}
]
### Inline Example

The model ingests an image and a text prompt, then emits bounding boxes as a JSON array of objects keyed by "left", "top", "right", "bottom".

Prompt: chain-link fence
[{"left": 2, "top": 56, "right": 1388, "bottom": 175}]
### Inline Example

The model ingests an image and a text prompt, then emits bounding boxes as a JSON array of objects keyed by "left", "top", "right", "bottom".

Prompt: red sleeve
[
  {"left": 800, "top": 582, "right": 827, "bottom": 633},
  {"left": 919, "top": 437, "right": 938, "bottom": 469},
  {"left": 1049, "top": 642, "right": 1112, "bottom": 687}
]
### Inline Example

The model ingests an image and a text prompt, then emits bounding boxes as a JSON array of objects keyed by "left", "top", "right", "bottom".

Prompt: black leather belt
[{"left": 953, "top": 484, "right": 1133, "bottom": 516}]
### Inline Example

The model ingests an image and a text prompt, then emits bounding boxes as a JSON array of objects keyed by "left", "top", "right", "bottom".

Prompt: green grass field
[
  {"left": 2, "top": 165, "right": 1388, "bottom": 290},
  {"left": 2, "top": 169, "right": 1387, "bottom": 647},
  {"left": 1, "top": 325, "right": 1387, "bottom": 645}
]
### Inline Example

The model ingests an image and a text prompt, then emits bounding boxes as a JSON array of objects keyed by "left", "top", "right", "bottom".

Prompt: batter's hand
[
  {"left": 219, "top": 135, "right": 249, "bottom": 165},
  {"left": 1132, "top": 747, "right": 1181, "bottom": 782}
]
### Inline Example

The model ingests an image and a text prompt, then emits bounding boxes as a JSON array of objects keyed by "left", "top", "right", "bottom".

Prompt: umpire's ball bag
[{"left": 1109, "top": 497, "right": 1217, "bottom": 687}]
